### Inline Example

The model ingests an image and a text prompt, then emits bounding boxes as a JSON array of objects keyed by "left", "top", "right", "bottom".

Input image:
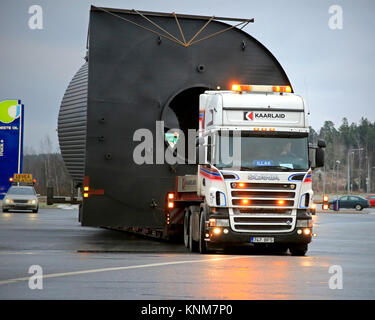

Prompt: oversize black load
[{"left": 58, "top": 7, "right": 292, "bottom": 228}]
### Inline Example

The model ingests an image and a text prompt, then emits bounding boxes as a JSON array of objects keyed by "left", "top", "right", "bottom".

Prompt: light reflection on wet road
[{"left": 0, "top": 208, "right": 374, "bottom": 299}]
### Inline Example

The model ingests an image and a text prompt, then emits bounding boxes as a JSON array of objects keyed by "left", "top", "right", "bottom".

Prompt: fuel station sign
[{"left": 0, "top": 100, "right": 24, "bottom": 199}]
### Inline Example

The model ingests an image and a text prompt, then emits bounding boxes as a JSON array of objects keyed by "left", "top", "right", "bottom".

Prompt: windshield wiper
[
  {"left": 256, "top": 165, "right": 292, "bottom": 171},
  {"left": 239, "top": 167, "right": 260, "bottom": 171}
]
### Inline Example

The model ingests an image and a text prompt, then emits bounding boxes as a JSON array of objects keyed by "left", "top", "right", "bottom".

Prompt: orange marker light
[
  {"left": 241, "top": 199, "right": 250, "bottom": 205},
  {"left": 323, "top": 204, "right": 329, "bottom": 210},
  {"left": 84, "top": 186, "right": 89, "bottom": 192},
  {"left": 238, "top": 183, "right": 245, "bottom": 188},
  {"left": 232, "top": 84, "right": 240, "bottom": 91},
  {"left": 168, "top": 193, "right": 174, "bottom": 200},
  {"left": 168, "top": 202, "right": 174, "bottom": 209},
  {"left": 323, "top": 195, "right": 329, "bottom": 202},
  {"left": 273, "top": 85, "right": 292, "bottom": 93},
  {"left": 83, "top": 193, "right": 89, "bottom": 198},
  {"left": 231, "top": 84, "right": 251, "bottom": 91},
  {"left": 277, "top": 200, "right": 285, "bottom": 205}
]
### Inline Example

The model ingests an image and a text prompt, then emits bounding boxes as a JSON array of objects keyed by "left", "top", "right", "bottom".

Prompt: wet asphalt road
[{"left": 0, "top": 208, "right": 375, "bottom": 299}]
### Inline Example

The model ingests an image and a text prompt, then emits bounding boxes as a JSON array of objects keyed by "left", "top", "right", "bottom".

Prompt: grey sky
[{"left": 0, "top": 0, "right": 374, "bottom": 152}]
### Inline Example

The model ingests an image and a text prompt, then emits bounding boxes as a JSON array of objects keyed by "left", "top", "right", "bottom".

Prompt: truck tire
[
  {"left": 2, "top": 208, "right": 8, "bottom": 213},
  {"left": 32, "top": 208, "right": 38, "bottom": 213},
  {"left": 199, "top": 211, "right": 208, "bottom": 254},
  {"left": 355, "top": 204, "right": 363, "bottom": 211},
  {"left": 189, "top": 213, "right": 198, "bottom": 252},
  {"left": 183, "top": 211, "right": 189, "bottom": 248},
  {"left": 289, "top": 244, "right": 308, "bottom": 256}
]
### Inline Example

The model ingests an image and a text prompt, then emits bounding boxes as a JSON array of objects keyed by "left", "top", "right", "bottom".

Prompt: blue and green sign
[{"left": 0, "top": 100, "right": 24, "bottom": 199}]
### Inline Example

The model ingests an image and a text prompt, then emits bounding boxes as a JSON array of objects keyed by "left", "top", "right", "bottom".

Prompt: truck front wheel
[
  {"left": 199, "top": 211, "right": 208, "bottom": 254},
  {"left": 289, "top": 243, "right": 308, "bottom": 256},
  {"left": 189, "top": 213, "right": 198, "bottom": 252},
  {"left": 183, "top": 211, "right": 189, "bottom": 248}
]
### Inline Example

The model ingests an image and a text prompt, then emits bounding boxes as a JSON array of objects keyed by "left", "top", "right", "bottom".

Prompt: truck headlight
[
  {"left": 31, "top": 199, "right": 36, "bottom": 204},
  {"left": 296, "top": 220, "right": 313, "bottom": 228},
  {"left": 209, "top": 218, "right": 229, "bottom": 227},
  {"left": 5, "top": 199, "right": 12, "bottom": 204}
]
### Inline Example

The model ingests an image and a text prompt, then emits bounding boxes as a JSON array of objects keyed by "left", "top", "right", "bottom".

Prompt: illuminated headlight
[
  {"left": 31, "top": 199, "right": 36, "bottom": 204},
  {"left": 5, "top": 199, "right": 12, "bottom": 204},
  {"left": 296, "top": 220, "right": 313, "bottom": 228},
  {"left": 213, "top": 227, "right": 222, "bottom": 235},
  {"left": 209, "top": 218, "right": 229, "bottom": 227}
]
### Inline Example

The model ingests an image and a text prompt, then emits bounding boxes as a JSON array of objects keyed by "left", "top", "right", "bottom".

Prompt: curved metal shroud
[{"left": 58, "top": 7, "right": 292, "bottom": 228}]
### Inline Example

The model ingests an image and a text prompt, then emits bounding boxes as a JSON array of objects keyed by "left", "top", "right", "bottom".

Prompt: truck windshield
[{"left": 215, "top": 133, "right": 309, "bottom": 171}]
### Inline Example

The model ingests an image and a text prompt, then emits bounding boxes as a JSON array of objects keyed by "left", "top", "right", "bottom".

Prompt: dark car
[
  {"left": 329, "top": 195, "right": 369, "bottom": 211},
  {"left": 366, "top": 195, "right": 375, "bottom": 207}
]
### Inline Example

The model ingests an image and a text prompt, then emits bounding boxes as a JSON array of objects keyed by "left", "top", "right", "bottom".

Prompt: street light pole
[
  {"left": 347, "top": 148, "right": 364, "bottom": 194},
  {"left": 336, "top": 160, "right": 340, "bottom": 195},
  {"left": 336, "top": 160, "right": 340, "bottom": 211}
]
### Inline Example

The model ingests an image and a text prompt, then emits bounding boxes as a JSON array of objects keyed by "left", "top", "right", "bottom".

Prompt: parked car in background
[
  {"left": 2, "top": 186, "right": 39, "bottom": 213},
  {"left": 329, "top": 195, "right": 369, "bottom": 211},
  {"left": 366, "top": 195, "right": 375, "bottom": 207}
]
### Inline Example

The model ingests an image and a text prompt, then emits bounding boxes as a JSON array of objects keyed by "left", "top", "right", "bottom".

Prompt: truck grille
[
  {"left": 230, "top": 183, "right": 295, "bottom": 208},
  {"left": 231, "top": 183, "right": 296, "bottom": 190},
  {"left": 230, "top": 212, "right": 295, "bottom": 233},
  {"left": 235, "top": 208, "right": 292, "bottom": 215},
  {"left": 233, "top": 223, "right": 293, "bottom": 231},
  {"left": 229, "top": 182, "right": 297, "bottom": 233},
  {"left": 231, "top": 191, "right": 295, "bottom": 198},
  {"left": 232, "top": 199, "right": 294, "bottom": 206}
]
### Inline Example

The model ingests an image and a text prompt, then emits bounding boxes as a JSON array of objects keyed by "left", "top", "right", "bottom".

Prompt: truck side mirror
[
  {"left": 315, "top": 148, "right": 325, "bottom": 168},
  {"left": 308, "top": 147, "right": 316, "bottom": 168},
  {"left": 317, "top": 139, "right": 326, "bottom": 148}
]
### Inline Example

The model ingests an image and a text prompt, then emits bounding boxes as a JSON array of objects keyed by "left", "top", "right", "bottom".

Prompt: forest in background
[
  {"left": 310, "top": 117, "right": 375, "bottom": 194},
  {"left": 23, "top": 117, "right": 375, "bottom": 196}
]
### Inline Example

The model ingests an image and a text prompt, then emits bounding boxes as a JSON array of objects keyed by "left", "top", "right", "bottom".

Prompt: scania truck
[
  {"left": 172, "top": 84, "right": 325, "bottom": 255},
  {"left": 52, "top": 7, "right": 325, "bottom": 256}
]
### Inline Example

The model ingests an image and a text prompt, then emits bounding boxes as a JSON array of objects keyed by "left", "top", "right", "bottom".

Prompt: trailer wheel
[
  {"left": 189, "top": 213, "right": 198, "bottom": 252},
  {"left": 183, "top": 211, "right": 189, "bottom": 248},
  {"left": 289, "top": 244, "right": 308, "bottom": 256},
  {"left": 199, "top": 211, "right": 208, "bottom": 254}
]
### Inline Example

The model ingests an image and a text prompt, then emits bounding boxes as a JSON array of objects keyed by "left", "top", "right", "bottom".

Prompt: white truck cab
[{"left": 192, "top": 84, "right": 325, "bottom": 255}]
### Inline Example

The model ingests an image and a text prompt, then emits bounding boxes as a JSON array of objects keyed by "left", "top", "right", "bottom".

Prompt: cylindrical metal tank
[
  {"left": 58, "top": 63, "right": 87, "bottom": 184},
  {"left": 58, "top": 7, "right": 292, "bottom": 228}
]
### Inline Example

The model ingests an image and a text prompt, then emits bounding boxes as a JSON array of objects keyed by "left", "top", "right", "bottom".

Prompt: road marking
[
  {"left": 0, "top": 255, "right": 248, "bottom": 286},
  {"left": 0, "top": 252, "right": 34, "bottom": 255}
]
